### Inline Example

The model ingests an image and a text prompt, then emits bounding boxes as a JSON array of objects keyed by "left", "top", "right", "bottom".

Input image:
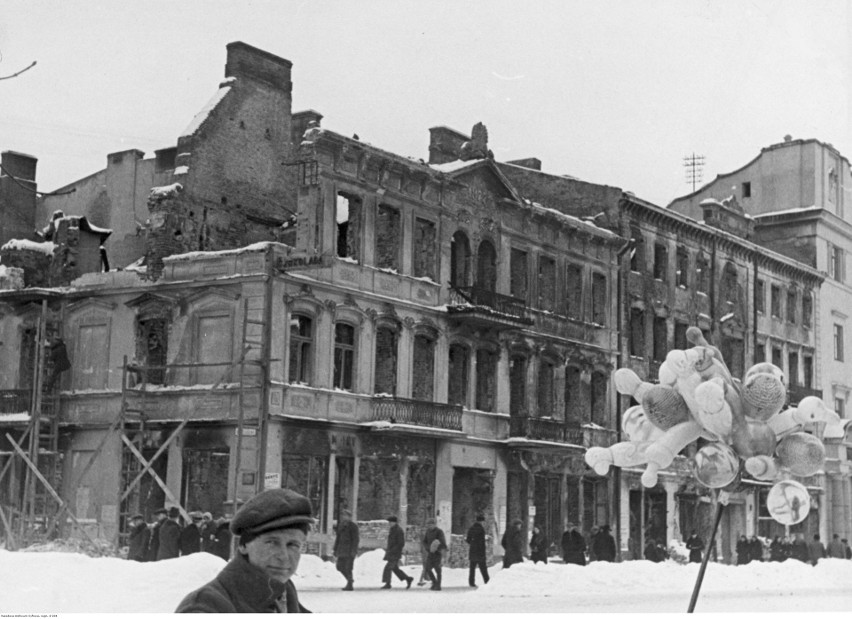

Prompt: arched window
[
  {"left": 448, "top": 344, "right": 469, "bottom": 407},
  {"left": 412, "top": 332, "right": 436, "bottom": 401},
  {"left": 450, "top": 231, "right": 471, "bottom": 288},
  {"left": 476, "top": 240, "right": 497, "bottom": 292},
  {"left": 509, "top": 354, "right": 527, "bottom": 416},
  {"left": 288, "top": 314, "right": 313, "bottom": 384},
  {"left": 333, "top": 323, "right": 356, "bottom": 391},
  {"left": 374, "top": 324, "right": 399, "bottom": 395},
  {"left": 590, "top": 371, "right": 608, "bottom": 426}
]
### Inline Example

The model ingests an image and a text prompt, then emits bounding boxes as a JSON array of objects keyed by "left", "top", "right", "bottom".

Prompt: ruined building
[{"left": 0, "top": 43, "right": 841, "bottom": 562}]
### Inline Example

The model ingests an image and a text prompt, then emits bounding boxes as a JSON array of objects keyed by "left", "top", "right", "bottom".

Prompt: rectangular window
[
  {"left": 834, "top": 323, "right": 844, "bottom": 361},
  {"left": 696, "top": 255, "right": 709, "bottom": 294},
  {"left": 335, "top": 193, "right": 361, "bottom": 260},
  {"left": 509, "top": 356, "right": 527, "bottom": 416},
  {"left": 374, "top": 326, "right": 398, "bottom": 395},
  {"left": 771, "top": 285, "right": 782, "bottom": 318},
  {"left": 412, "top": 218, "right": 437, "bottom": 280},
  {"left": 835, "top": 397, "right": 845, "bottom": 417},
  {"left": 754, "top": 341, "right": 766, "bottom": 364},
  {"left": 333, "top": 323, "right": 355, "bottom": 391},
  {"left": 630, "top": 229, "right": 645, "bottom": 272},
  {"left": 803, "top": 355, "right": 813, "bottom": 389},
  {"left": 75, "top": 323, "right": 110, "bottom": 390},
  {"left": 742, "top": 181, "right": 751, "bottom": 198},
  {"left": 475, "top": 349, "right": 497, "bottom": 412},
  {"left": 375, "top": 204, "right": 401, "bottom": 270},
  {"left": 653, "top": 243, "right": 668, "bottom": 280},
  {"left": 412, "top": 335, "right": 436, "bottom": 401},
  {"left": 564, "top": 366, "right": 581, "bottom": 425},
  {"left": 771, "top": 346, "right": 783, "bottom": 368},
  {"left": 676, "top": 247, "right": 689, "bottom": 288},
  {"left": 538, "top": 255, "right": 556, "bottom": 311},
  {"left": 786, "top": 290, "right": 797, "bottom": 324},
  {"left": 788, "top": 352, "right": 799, "bottom": 386},
  {"left": 653, "top": 316, "right": 667, "bottom": 362},
  {"left": 197, "top": 315, "right": 231, "bottom": 384},
  {"left": 510, "top": 249, "right": 528, "bottom": 300},
  {"left": 674, "top": 321, "right": 688, "bottom": 350},
  {"left": 629, "top": 308, "right": 645, "bottom": 357},
  {"left": 830, "top": 244, "right": 844, "bottom": 283},
  {"left": 755, "top": 279, "right": 765, "bottom": 314},
  {"left": 802, "top": 293, "right": 812, "bottom": 327},
  {"left": 565, "top": 263, "right": 583, "bottom": 319},
  {"left": 447, "top": 344, "right": 469, "bottom": 407},
  {"left": 288, "top": 315, "right": 313, "bottom": 384},
  {"left": 538, "top": 359, "right": 555, "bottom": 417},
  {"left": 591, "top": 273, "right": 607, "bottom": 325}
]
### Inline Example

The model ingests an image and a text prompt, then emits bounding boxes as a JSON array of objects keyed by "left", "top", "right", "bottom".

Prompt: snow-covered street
[{"left": 2, "top": 547, "right": 851, "bottom": 613}]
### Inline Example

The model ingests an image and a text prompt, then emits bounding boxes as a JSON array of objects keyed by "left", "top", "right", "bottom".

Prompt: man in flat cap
[
  {"left": 381, "top": 515, "right": 412, "bottom": 589},
  {"left": 176, "top": 488, "right": 314, "bottom": 613},
  {"left": 333, "top": 509, "right": 360, "bottom": 591}
]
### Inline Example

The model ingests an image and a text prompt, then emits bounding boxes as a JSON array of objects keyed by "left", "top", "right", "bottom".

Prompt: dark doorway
[
  {"left": 534, "top": 474, "right": 562, "bottom": 548},
  {"left": 451, "top": 467, "right": 493, "bottom": 535},
  {"left": 181, "top": 448, "right": 230, "bottom": 515}
]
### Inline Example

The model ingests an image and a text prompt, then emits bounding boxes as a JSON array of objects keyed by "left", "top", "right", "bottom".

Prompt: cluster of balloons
[{"left": 585, "top": 326, "right": 842, "bottom": 525}]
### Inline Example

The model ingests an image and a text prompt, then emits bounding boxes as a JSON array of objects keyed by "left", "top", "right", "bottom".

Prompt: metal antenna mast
[{"left": 683, "top": 153, "right": 705, "bottom": 192}]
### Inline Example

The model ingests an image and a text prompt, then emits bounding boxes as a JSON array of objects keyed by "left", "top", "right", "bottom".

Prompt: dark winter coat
[
  {"left": 157, "top": 519, "right": 181, "bottom": 560},
  {"left": 180, "top": 523, "right": 202, "bottom": 556},
  {"left": 384, "top": 523, "right": 405, "bottom": 563},
  {"left": 769, "top": 539, "right": 783, "bottom": 561},
  {"left": 791, "top": 538, "right": 809, "bottom": 562},
  {"left": 685, "top": 535, "right": 704, "bottom": 563},
  {"left": 147, "top": 521, "right": 162, "bottom": 561},
  {"left": 807, "top": 540, "right": 825, "bottom": 564},
  {"left": 644, "top": 541, "right": 663, "bottom": 563},
  {"left": 200, "top": 521, "right": 218, "bottom": 553},
  {"left": 423, "top": 525, "right": 447, "bottom": 559},
  {"left": 466, "top": 522, "right": 487, "bottom": 562},
  {"left": 736, "top": 538, "right": 750, "bottom": 564},
  {"left": 529, "top": 531, "right": 548, "bottom": 563},
  {"left": 210, "top": 522, "right": 232, "bottom": 561},
  {"left": 127, "top": 522, "right": 150, "bottom": 562},
  {"left": 333, "top": 520, "right": 360, "bottom": 558},
  {"left": 561, "top": 529, "right": 586, "bottom": 565},
  {"left": 175, "top": 553, "right": 309, "bottom": 613},
  {"left": 748, "top": 538, "right": 763, "bottom": 562},
  {"left": 592, "top": 530, "right": 617, "bottom": 562},
  {"left": 501, "top": 525, "right": 524, "bottom": 566}
]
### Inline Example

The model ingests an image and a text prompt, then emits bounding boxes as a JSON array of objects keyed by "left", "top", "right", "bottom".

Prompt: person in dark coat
[
  {"left": 147, "top": 508, "right": 167, "bottom": 561},
  {"left": 176, "top": 488, "right": 313, "bottom": 613},
  {"left": 644, "top": 538, "right": 664, "bottom": 562},
  {"left": 333, "top": 509, "right": 360, "bottom": 591},
  {"left": 529, "top": 525, "right": 548, "bottom": 564},
  {"left": 127, "top": 514, "right": 150, "bottom": 562},
  {"left": 685, "top": 531, "right": 704, "bottom": 564},
  {"left": 200, "top": 512, "right": 217, "bottom": 554},
  {"left": 501, "top": 519, "right": 524, "bottom": 568},
  {"left": 748, "top": 535, "right": 763, "bottom": 562},
  {"left": 561, "top": 522, "right": 586, "bottom": 566},
  {"left": 780, "top": 535, "right": 793, "bottom": 561},
  {"left": 46, "top": 335, "right": 72, "bottom": 389},
  {"left": 180, "top": 512, "right": 203, "bottom": 556},
  {"left": 807, "top": 534, "right": 825, "bottom": 566},
  {"left": 465, "top": 514, "right": 489, "bottom": 586},
  {"left": 381, "top": 516, "right": 412, "bottom": 589},
  {"left": 592, "top": 525, "right": 616, "bottom": 562},
  {"left": 422, "top": 518, "right": 447, "bottom": 591},
  {"left": 157, "top": 507, "right": 182, "bottom": 560},
  {"left": 210, "top": 517, "right": 233, "bottom": 561},
  {"left": 736, "top": 534, "right": 750, "bottom": 565},
  {"left": 791, "top": 533, "right": 809, "bottom": 562},
  {"left": 769, "top": 536, "right": 783, "bottom": 561}
]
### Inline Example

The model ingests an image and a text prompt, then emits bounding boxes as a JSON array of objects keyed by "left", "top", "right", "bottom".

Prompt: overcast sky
[{"left": 1, "top": 0, "right": 850, "bottom": 207}]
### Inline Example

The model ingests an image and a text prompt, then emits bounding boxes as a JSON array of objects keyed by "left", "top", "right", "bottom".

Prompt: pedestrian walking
[
  {"left": 501, "top": 519, "right": 524, "bottom": 568},
  {"left": 147, "top": 508, "right": 167, "bottom": 561},
  {"left": 807, "top": 534, "right": 825, "bottom": 566},
  {"left": 127, "top": 514, "right": 150, "bottom": 562},
  {"left": 748, "top": 535, "right": 763, "bottom": 562},
  {"left": 685, "top": 531, "right": 704, "bottom": 564},
  {"left": 529, "top": 525, "right": 548, "bottom": 564},
  {"left": 422, "top": 518, "right": 447, "bottom": 591},
  {"left": 333, "top": 509, "right": 359, "bottom": 591},
  {"left": 465, "top": 514, "right": 489, "bottom": 587},
  {"left": 827, "top": 534, "right": 845, "bottom": 559},
  {"left": 381, "top": 516, "right": 413, "bottom": 589},
  {"left": 175, "top": 488, "right": 313, "bottom": 613},
  {"left": 561, "top": 522, "right": 586, "bottom": 566},
  {"left": 157, "top": 506, "right": 182, "bottom": 561},
  {"left": 842, "top": 538, "right": 851, "bottom": 559},
  {"left": 592, "top": 525, "right": 616, "bottom": 562}
]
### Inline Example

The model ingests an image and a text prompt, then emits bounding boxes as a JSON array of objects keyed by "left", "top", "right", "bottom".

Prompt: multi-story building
[
  {"left": 0, "top": 42, "right": 623, "bottom": 558},
  {"left": 668, "top": 135, "right": 852, "bottom": 540}
]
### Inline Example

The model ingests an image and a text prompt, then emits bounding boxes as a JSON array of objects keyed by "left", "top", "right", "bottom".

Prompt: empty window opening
[
  {"left": 376, "top": 204, "right": 401, "bottom": 270},
  {"left": 538, "top": 255, "right": 556, "bottom": 311},
  {"left": 509, "top": 355, "right": 527, "bottom": 416},
  {"left": 786, "top": 290, "right": 797, "bottom": 324},
  {"left": 676, "top": 246, "right": 689, "bottom": 287},
  {"left": 566, "top": 263, "right": 583, "bottom": 319},
  {"left": 564, "top": 366, "right": 581, "bottom": 425},
  {"left": 803, "top": 355, "right": 813, "bottom": 389},
  {"left": 629, "top": 308, "right": 645, "bottom": 357},
  {"left": 475, "top": 348, "right": 497, "bottom": 412},
  {"left": 476, "top": 240, "right": 497, "bottom": 292},
  {"left": 591, "top": 273, "right": 607, "bottom": 325},
  {"left": 696, "top": 254, "right": 709, "bottom": 294},
  {"left": 722, "top": 262, "right": 738, "bottom": 305},
  {"left": 333, "top": 323, "right": 355, "bottom": 391},
  {"left": 674, "top": 321, "right": 688, "bottom": 351},
  {"left": 788, "top": 352, "right": 799, "bottom": 386},
  {"left": 771, "top": 346, "right": 783, "bottom": 368},
  {"left": 374, "top": 326, "right": 398, "bottom": 395},
  {"left": 510, "top": 248, "right": 528, "bottom": 300},
  {"left": 591, "top": 371, "right": 608, "bottom": 426},
  {"left": 653, "top": 316, "right": 667, "bottom": 362},
  {"left": 450, "top": 231, "right": 471, "bottom": 288},
  {"left": 653, "top": 243, "right": 668, "bottom": 280},
  {"left": 411, "top": 334, "right": 436, "bottom": 401},
  {"left": 742, "top": 182, "right": 751, "bottom": 198},
  {"left": 771, "top": 285, "right": 782, "bottom": 318},
  {"left": 538, "top": 358, "right": 556, "bottom": 417},
  {"left": 136, "top": 318, "right": 168, "bottom": 385},
  {"left": 288, "top": 314, "right": 313, "bottom": 385},
  {"left": 630, "top": 227, "right": 645, "bottom": 272},
  {"left": 413, "top": 218, "right": 437, "bottom": 280},
  {"left": 802, "top": 293, "right": 813, "bottom": 327},
  {"left": 447, "top": 344, "right": 469, "bottom": 407},
  {"left": 721, "top": 336, "right": 744, "bottom": 378},
  {"left": 755, "top": 279, "right": 765, "bottom": 313},
  {"left": 336, "top": 193, "right": 361, "bottom": 260}
]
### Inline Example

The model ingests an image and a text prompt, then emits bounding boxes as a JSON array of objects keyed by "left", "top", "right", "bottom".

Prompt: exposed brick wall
[
  {"left": 0, "top": 248, "right": 52, "bottom": 287},
  {"left": 375, "top": 204, "right": 400, "bottom": 269},
  {"left": 411, "top": 334, "right": 435, "bottom": 401},
  {"left": 373, "top": 327, "right": 397, "bottom": 394},
  {"left": 412, "top": 218, "right": 436, "bottom": 279}
]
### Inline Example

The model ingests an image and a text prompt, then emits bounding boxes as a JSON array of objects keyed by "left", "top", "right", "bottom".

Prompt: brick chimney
[
  {"left": 0, "top": 150, "right": 38, "bottom": 246},
  {"left": 225, "top": 41, "right": 293, "bottom": 92}
]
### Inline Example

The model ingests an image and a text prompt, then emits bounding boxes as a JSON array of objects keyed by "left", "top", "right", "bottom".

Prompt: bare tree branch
[{"left": 0, "top": 60, "right": 37, "bottom": 81}]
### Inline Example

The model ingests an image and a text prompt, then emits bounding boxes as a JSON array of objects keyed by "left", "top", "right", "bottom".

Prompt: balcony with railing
[
  {"left": 508, "top": 414, "right": 584, "bottom": 445},
  {"left": 786, "top": 384, "right": 823, "bottom": 406},
  {"left": 447, "top": 286, "right": 533, "bottom": 329},
  {"left": 371, "top": 396, "right": 463, "bottom": 432},
  {"left": 0, "top": 390, "right": 32, "bottom": 416}
]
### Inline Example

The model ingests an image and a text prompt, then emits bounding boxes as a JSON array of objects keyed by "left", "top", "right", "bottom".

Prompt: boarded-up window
[
  {"left": 333, "top": 323, "right": 356, "bottom": 391},
  {"left": 336, "top": 193, "right": 361, "bottom": 261},
  {"left": 413, "top": 218, "right": 437, "bottom": 279},
  {"left": 411, "top": 334, "right": 435, "bottom": 401},
  {"left": 450, "top": 231, "right": 471, "bottom": 287},
  {"left": 538, "top": 255, "right": 556, "bottom": 311},
  {"left": 448, "top": 344, "right": 469, "bottom": 407},
  {"left": 509, "top": 355, "right": 527, "bottom": 416},
  {"left": 288, "top": 314, "right": 313, "bottom": 385},
  {"left": 564, "top": 366, "right": 581, "bottom": 424},
  {"left": 629, "top": 308, "right": 645, "bottom": 357},
  {"left": 538, "top": 358, "right": 556, "bottom": 417},
  {"left": 376, "top": 204, "right": 401, "bottom": 270},
  {"left": 374, "top": 326, "right": 398, "bottom": 395},
  {"left": 475, "top": 348, "right": 497, "bottom": 412},
  {"left": 197, "top": 314, "right": 231, "bottom": 384},
  {"left": 510, "top": 248, "right": 528, "bottom": 300},
  {"left": 653, "top": 316, "right": 667, "bottom": 362},
  {"left": 591, "top": 273, "right": 606, "bottom": 325},
  {"left": 591, "top": 371, "right": 607, "bottom": 426},
  {"left": 566, "top": 263, "right": 583, "bottom": 319},
  {"left": 476, "top": 240, "right": 497, "bottom": 292},
  {"left": 76, "top": 323, "right": 109, "bottom": 389}
]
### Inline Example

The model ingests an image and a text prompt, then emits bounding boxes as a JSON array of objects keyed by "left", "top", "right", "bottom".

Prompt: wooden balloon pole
[{"left": 687, "top": 492, "right": 726, "bottom": 613}]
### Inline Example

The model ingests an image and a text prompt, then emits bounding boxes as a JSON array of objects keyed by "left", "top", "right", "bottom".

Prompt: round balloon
[
  {"left": 766, "top": 480, "right": 811, "bottom": 525},
  {"left": 776, "top": 432, "right": 825, "bottom": 477},
  {"left": 692, "top": 442, "right": 740, "bottom": 488}
]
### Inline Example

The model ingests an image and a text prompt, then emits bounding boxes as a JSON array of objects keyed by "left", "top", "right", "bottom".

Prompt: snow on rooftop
[
  {"left": 149, "top": 183, "right": 183, "bottom": 199},
  {"left": 526, "top": 200, "right": 615, "bottom": 236},
  {"left": 162, "top": 241, "right": 280, "bottom": 263},
  {"left": 429, "top": 159, "right": 482, "bottom": 173},
  {"left": 180, "top": 83, "right": 233, "bottom": 138},
  {"left": 752, "top": 205, "right": 822, "bottom": 219},
  {"left": 1, "top": 239, "right": 56, "bottom": 255}
]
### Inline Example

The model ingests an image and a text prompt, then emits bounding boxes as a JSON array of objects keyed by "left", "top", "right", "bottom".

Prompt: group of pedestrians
[{"left": 126, "top": 506, "right": 232, "bottom": 562}]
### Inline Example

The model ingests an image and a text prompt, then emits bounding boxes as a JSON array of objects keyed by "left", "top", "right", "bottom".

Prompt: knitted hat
[
  {"left": 230, "top": 488, "right": 314, "bottom": 537},
  {"left": 167, "top": 506, "right": 180, "bottom": 519}
]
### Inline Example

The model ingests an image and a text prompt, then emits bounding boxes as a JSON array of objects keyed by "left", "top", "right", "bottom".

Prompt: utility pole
[{"left": 683, "top": 153, "right": 705, "bottom": 192}]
